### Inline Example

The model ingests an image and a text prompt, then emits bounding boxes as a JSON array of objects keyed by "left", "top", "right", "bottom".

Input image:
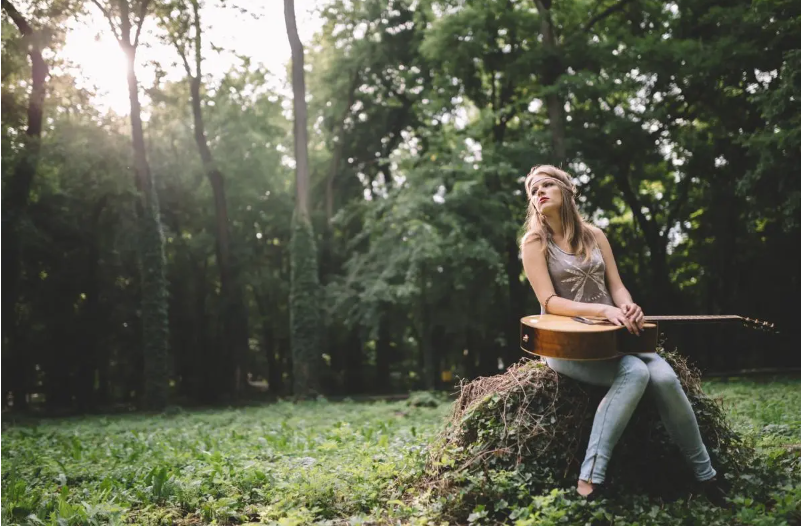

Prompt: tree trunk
[
  {"left": 262, "top": 317, "right": 279, "bottom": 396},
  {"left": 76, "top": 198, "right": 108, "bottom": 412},
  {"left": 505, "top": 242, "right": 527, "bottom": 366},
  {"left": 2, "top": 0, "right": 49, "bottom": 411},
  {"left": 431, "top": 325, "right": 447, "bottom": 390},
  {"left": 122, "top": 37, "right": 170, "bottom": 411},
  {"left": 192, "top": 261, "right": 215, "bottom": 403},
  {"left": 45, "top": 283, "right": 75, "bottom": 412},
  {"left": 343, "top": 328, "right": 364, "bottom": 395},
  {"left": 461, "top": 328, "right": 477, "bottom": 380},
  {"left": 254, "top": 291, "right": 283, "bottom": 396},
  {"left": 533, "top": 0, "right": 566, "bottom": 162},
  {"left": 612, "top": 166, "right": 677, "bottom": 312},
  {"left": 375, "top": 312, "right": 391, "bottom": 393},
  {"left": 285, "top": 0, "right": 322, "bottom": 398},
  {"left": 285, "top": 0, "right": 311, "bottom": 219},
  {"left": 419, "top": 267, "right": 436, "bottom": 391},
  {"left": 288, "top": 213, "right": 322, "bottom": 397},
  {"left": 188, "top": 76, "right": 249, "bottom": 397}
]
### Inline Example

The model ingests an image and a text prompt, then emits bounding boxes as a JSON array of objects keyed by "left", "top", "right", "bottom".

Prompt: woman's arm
[
  {"left": 521, "top": 237, "right": 616, "bottom": 318},
  {"left": 591, "top": 226, "right": 643, "bottom": 330}
]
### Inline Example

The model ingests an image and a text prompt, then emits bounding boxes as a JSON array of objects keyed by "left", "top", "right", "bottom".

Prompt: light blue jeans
[{"left": 546, "top": 353, "right": 717, "bottom": 484}]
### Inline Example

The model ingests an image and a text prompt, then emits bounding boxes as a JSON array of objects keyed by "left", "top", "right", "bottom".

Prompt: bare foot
[{"left": 577, "top": 479, "right": 594, "bottom": 497}]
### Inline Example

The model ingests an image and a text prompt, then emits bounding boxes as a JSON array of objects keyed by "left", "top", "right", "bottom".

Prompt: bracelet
[{"left": 544, "top": 293, "right": 558, "bottom": 313}]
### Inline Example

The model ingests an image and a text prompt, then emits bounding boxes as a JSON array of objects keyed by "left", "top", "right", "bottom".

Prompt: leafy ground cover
[
  {"left": 701, "top": 376, "right": 801, "bottom": 449},
  {"left": 2, "top": 377, "right": 800, "bottom": 525}
]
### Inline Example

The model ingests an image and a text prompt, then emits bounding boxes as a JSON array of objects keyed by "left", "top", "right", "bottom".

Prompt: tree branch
[
  {"left": 133, "top": 0, "right": 151, "bottom": 48},
  {"left": 191, "top": 0, "right": 202, "bottom": 80},
  {"left": 662, "top": 172, "right": 692, "bottom": 238},
  {"left": 90, "top": 0, "right": 122, "bottom": 42},
  {"left": 177, "top": 42, "right": 193, "bottom": 78},
  {"left": 325, "top": 66, "right": 362, "bottom": 222},
  {"left": 163, "top": 17, "right": 193, "bottom": 78},
  {"left": 613, "top": 164, "right": 662, "bottom": 247},
  {"left": 1, "top": 0, "right": 32, "bottom": 35},
  {"left": 580, "top": 0, "right": 636, "bottom": 35},
  {"left": 2, "top": 0, "right": 49, "bottom": 126}
]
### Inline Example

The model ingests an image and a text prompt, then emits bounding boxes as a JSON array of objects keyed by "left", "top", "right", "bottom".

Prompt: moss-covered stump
[{"left": 424, "top": 349, "right": 752, "bottom": 505}]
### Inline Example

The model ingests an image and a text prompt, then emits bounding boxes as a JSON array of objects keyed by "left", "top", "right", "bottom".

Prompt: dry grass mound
[{"left": 423, "top": 349, "right": 752, "bottom": 503}]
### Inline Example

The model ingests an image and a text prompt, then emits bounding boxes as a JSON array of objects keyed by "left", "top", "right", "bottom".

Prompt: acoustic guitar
[{"left": 520, "top": 314, "right": 775, "bottom": 361}]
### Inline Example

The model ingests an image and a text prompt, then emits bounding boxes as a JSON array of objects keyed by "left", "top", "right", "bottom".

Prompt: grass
[
  {"left": 1, "top": 377, "right": 799, "bottom": 525},
  {"left": 701, "top": 376, "right": 800, "bottom": 448}
]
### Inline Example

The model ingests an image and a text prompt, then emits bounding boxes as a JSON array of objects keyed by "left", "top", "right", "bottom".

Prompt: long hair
[{"left": 519, "top": 165, "right": 598, "bottom": 261}]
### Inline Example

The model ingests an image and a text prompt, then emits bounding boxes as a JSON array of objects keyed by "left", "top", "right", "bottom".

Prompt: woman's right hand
[{"left": 604, "top": 306, "right": 640, "bottom": 335}]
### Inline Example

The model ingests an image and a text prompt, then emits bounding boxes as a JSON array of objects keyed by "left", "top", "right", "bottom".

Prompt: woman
[{"left": 519, "top": 164, "right": 725, "bottom": 503}]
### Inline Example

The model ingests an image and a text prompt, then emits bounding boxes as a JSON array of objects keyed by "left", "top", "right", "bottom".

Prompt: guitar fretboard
[
  {"left": 645, "top": 315, "right": 743, "bottom": 322},
  {"left": 571, "top": 314, "right": 774, "bottom": 331}
]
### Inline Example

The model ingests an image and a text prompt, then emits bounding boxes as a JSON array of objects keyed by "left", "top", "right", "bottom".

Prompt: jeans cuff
[
  {"left": 694, "top": 467, "right": 717, "bottom": 482},
  {"left": 579, "top": 455, "right": 607, "bottom": 484}
]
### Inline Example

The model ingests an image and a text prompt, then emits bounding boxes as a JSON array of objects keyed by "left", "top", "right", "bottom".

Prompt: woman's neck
[{"left": 544, "top": 213, "right": 564, "bottom": 240}]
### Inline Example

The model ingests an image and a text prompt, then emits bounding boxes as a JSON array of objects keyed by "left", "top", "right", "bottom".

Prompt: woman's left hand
[{"left": 621, "top": 303, "right": 644, "bottom": 331}]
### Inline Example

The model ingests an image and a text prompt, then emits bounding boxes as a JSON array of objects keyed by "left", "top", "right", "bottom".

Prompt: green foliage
[
  {"left": 140, "top": 186, "right": 171, "bottom": 411},
  {"left": 1, "top": 399, "right": 450, "bottom": 524},
  {"left": 2, "top": 378, "right": 799, "bottom": 524},
  {"left": 702, "top": 376, "right": 801, "bottom": 448},
  {"left": 411, "top": 357, "right": 800, "bottom": 524},
  {"left": 407, "top": 390, "right": 449, "bottom": 408},
  {"left": 739, "top": 47, "right": 801, "bottom": 233},
  {"left": 427, "top": 353, "right": 742, "bottom": 502},
  {"left": 290, "top": 211, "right": 324, "bottom": 397}
]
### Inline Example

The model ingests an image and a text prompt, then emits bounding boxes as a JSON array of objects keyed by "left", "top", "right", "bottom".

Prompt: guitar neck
[
  {"left": 570, "top": 314, "right": 775, "bottom": 331},
  {"left": 644, "top": 315, "right": 743, "bottom": 323}
]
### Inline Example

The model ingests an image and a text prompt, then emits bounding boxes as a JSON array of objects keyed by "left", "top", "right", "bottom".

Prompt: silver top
[{"left": 541, "top": 238, "right": 615, "bottom": 314}]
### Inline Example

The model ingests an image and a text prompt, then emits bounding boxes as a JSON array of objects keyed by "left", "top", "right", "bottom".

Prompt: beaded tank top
[{"left": 540, "top": 238, "right": 615, "bottom": 315}]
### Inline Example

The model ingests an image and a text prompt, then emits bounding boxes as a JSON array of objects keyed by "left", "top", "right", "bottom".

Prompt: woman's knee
[
  {"left": 619, "top": 355, "right": 650, "bottom": 386},
  {"left": 649, "top": 368, "right": 681, "bottom": 392}
]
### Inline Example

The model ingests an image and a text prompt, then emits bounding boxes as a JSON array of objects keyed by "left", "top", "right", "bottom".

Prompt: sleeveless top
[
  {"left": 538, "top": 238, "right": 617, "bottom": 366},
  {"left": 540, "top": 238, "right": 615, "bottom": 315}
]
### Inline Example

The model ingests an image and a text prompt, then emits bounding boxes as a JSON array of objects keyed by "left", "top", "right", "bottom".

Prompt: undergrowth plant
[{"left": 1, "top": 373, "right": 799, "bottom": 525}]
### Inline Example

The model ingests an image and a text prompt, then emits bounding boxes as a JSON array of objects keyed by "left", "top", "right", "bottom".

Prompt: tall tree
[
  {"left": 1, "top": 0, "right": 49, "bottom": 410},
  {"left": 92, "top": 0, "right": 170, "bottom": 410},
  {"left": 531, "top": 0, "right": 565, "bottom": 162},
  {"left": 158, "top": 0, "right": 249, "bottom": 398},
  {"left": 284, "top": 0, "right": 322, "bottom": 397}
]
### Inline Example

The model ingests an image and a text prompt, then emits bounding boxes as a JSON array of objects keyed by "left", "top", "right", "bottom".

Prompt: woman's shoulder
[
  {"left": 584, "top": 223, "right": 603, "bottom": 235},
  {"left": 585, "top": 224, "right": 606, "bottom": 241},
  {"left": 521, "top": 231, "right": 547, "bottom": 253},
  {"left": 584, "top": 224, "right": 615, "bottom": 257}
]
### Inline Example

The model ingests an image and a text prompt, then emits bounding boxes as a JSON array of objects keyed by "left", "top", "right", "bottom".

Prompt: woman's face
[{"left": 530, "top": 176, "right": 564, "bottom": 214}]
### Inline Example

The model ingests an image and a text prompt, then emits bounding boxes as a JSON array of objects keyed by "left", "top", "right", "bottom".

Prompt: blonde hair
[{"left": 519, "top": 165, "right": 598, "bottom": 261}]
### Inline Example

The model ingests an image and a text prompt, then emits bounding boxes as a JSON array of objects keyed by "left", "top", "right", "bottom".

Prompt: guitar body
[{"left": 520, "top": 315, "right": 659, "bottom": 361}]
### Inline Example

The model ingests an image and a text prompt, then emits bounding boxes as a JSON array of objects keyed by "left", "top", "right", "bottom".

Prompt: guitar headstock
[{"left": 740, "top": 317, "right": 778, "bottom": 334}]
